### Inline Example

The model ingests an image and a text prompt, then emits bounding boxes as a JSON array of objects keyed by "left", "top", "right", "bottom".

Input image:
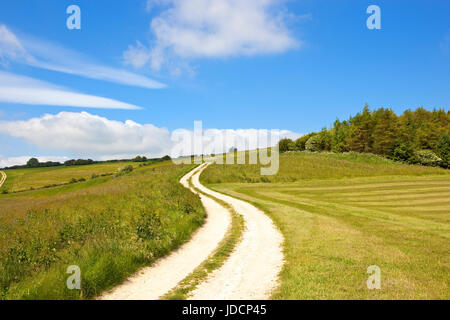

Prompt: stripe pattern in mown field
[
  {"left": 211, "top": 175, "right": 450, "bottom": 299},
  {"left": 277, "top": 178, "right": 450, "bottom": 224}
]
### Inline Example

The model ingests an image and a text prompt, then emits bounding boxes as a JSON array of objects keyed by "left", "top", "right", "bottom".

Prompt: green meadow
[
  {"left": 1, "top": 161, "right": 140, "bottom": 193},
  {"left": 0, "top": 162, "right": 205, "bottom": 300},
  {"left": 201, "top": 152, "right": 450, "bottom": 299}
]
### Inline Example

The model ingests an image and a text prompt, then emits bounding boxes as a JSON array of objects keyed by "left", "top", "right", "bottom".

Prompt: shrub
[
  {"left": 116, "top": 165, "right": 133, "bottom": 175},
  {"left": 414, "top": 150, "right": 442, "bottom": 167}
]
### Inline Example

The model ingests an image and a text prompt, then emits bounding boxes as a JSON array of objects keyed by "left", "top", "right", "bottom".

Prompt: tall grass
[{"left": 0, "top": 163, "right": 205, "bottom": 300}]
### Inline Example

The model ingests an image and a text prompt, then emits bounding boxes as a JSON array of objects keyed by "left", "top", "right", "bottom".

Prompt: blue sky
[{"left": 0, "top": 0, "right": 449, "bottom": 165}]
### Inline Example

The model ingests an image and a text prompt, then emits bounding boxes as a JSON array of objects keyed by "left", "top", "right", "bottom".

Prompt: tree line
[
  {"left": 2, "top": 155, "right": 172, "bottom": 170},
  {"left": 279, "top": 105, "right": 449, "bottom": 168}
]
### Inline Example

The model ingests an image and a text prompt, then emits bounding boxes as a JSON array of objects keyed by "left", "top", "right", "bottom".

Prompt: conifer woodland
[{"left": 279, "top": 105, "right": 449, "bottom": 168}]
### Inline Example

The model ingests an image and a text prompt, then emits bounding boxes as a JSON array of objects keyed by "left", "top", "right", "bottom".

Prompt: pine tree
[
  {"left": 347, "top": 104, "right": 374, "bottom": 153},
  {"left": 372, "top": 108, "right": 400, "bottom": 156}
]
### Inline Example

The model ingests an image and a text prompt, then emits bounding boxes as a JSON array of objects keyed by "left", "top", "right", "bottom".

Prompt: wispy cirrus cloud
[
  {"left": 0, "top": 71, "right": 143, "bottom": 110},
  {"left": 0, "top": 24, "right": 166, "bottom": 89},
  {"left": 125, "top": 0, "right": 300, "bottom": 72}
]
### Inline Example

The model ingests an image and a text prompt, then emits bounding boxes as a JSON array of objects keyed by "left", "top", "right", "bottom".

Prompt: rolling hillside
[
  {"left": 201, "top": 152, "right": 450, "bottom": 299},
  {"left": 0, "top": 162, "right": 205, "bottom": 299}
]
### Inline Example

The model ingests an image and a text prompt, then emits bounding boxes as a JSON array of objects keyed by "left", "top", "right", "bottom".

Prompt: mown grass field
[
  {"left": 0, "top": 162, "right": 205, "bottom": 300},
  {"left": 201, "top": 152, "right": 450, "bottom": 299},
  {"left": 1, "top": 161, "right": 139, "bottom": 193}
]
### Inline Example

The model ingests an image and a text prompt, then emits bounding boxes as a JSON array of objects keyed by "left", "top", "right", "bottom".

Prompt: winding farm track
[
  {"left": 101, "top": 163, "right": 283, "bottom": 300},
  {"left": 101, "top": 164, "right": 230, "bottom": 300},
  {"left": 0, "top": 171, "right": 6, "bottom": 188},
  {"left": 188, "top": 163, "right": 284, "bottom": 300}
]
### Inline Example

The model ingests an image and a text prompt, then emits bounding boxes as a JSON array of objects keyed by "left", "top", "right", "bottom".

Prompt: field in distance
[
  {"left": 1, "top": 161, "right": 149, "bottom": 193},
  {"left": 201, "top": 151, "right": 450, "bottom": 299}
]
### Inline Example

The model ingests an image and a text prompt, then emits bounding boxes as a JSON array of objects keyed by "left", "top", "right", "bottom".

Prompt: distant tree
[
  {"left": 26, "top": 158, "right": 39, "bottom": 168},
  {"left": 392, "top": 142, "right": 416, "bottom": 163},
  {"left": 65, "top": 159, "right": 94, "bottom": 166},
  {"left": 161, "top": 155, "right": 171, "bottom": 161},
  {"left": 330, "top": 120, "right": 350, "bottom": 153},
  {"left": 371, "top": 108, "right": 400, "bottom": 156},
  {"left": 346, "top": 104, "right": 374, "bottom": 153},
  {"left": 295, "top": 134, "right": 313, "bottom": 151},
  {"left": 278, "top": 139, "right": 293, "bottom": 153},
  {"left": 288, "top": 140, "right": 296, "bottom": 151},
  {"left": 317, "top": 128, "right": 332, "bottom": 151},
  {"left": 132, "top": 156, "right": 148, "bottom": 162}
]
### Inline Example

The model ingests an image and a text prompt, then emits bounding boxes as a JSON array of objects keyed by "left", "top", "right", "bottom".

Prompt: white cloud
[
  {"left": 146, "top": 0, "right": 171, "bottom": 13},
  {"left": 0, "top": 111, "right": 302, "bottom": 164},
  {"left": 130, "top": 0, "right": 299, "bottom": 71},
  {"left": 123, "top": 41, "right": 153, "bottom": 68},
  {"left": 0, "top": 71, "right": 143, "bottom": 110},
  {"left": 0, "top": 24, "right": 166, "bottom": 89},
  {"left": 0, "top": 25, "right": 32, "bottom": 66},
  {"left": 0, "top": 112, "right": 172, "bottom": 159},
  {"left": 0, "top": 155, "right": 70, "bottom": 168}
]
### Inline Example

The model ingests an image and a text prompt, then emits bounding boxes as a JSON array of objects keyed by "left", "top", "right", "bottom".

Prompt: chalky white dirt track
[
  {"left": 101, "top": 164, "right": 230, "bottom": 300},
  {"left": 101, "top": 163, "right": 284, "bottom": 300},
  {"left": 188, "top": 163, "right": 284, "bottom": 300}
]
